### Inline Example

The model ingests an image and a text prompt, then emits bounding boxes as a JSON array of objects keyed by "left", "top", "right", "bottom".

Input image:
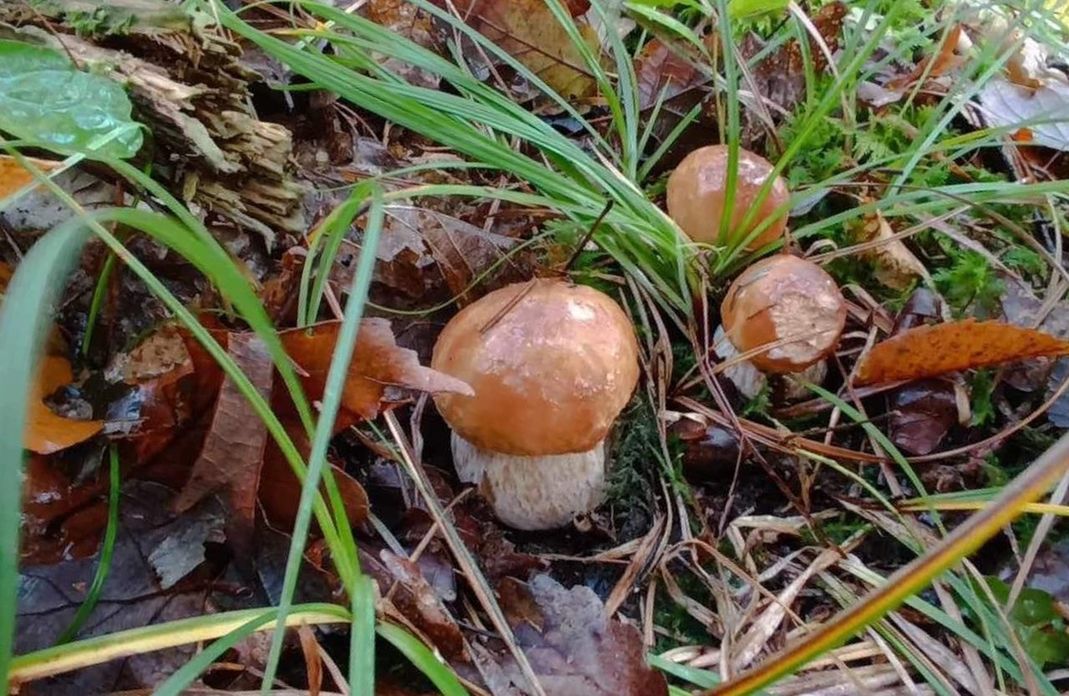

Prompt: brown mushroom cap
[
  {"left": 432, "top": 279, "right": 640, "bottom": 456},
  {"left": 667, "top": 145, "right": 790, "bottom": 250},
  {"left": 721, "top": 255, "right": 846, "bottom": 373}
]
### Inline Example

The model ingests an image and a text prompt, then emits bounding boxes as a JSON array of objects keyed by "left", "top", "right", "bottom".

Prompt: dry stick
[
  {"left": 705, "top": 427, "right": 1069, "bottom": 696},
  {"left": 382, "top": 411, "right": 547, "bottom": 696}
]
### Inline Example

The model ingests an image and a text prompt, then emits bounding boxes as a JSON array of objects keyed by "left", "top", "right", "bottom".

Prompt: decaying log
[{"left": 2, "top": 2, "right": 305, "bottom": 248}]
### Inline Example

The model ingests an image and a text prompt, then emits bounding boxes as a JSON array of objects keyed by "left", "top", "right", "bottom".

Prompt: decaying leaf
[
  {"left": 364, "top": 548, "right": 467, "bottom": 660},
  {"left": 856, "top": 319, "right": 1069, "bottom": 385},
  {"left": 980, "top": 75, "right": 1069, "bottom": 151},
  {"left": 633, "top": 39, "right": 708, "bottom": 145},
  {"left": 15, "top": 482, "right": 228, "bottom": 695},
  {"left": 370, "top": 206, "right": 526, "bottom": 305},
  {"left": 889, "top": 380, "right": 960, "bottom": 455},
  {"left": 0, "top": 155, "right": 60, "bottom": 198},
  {"left": 276, "top": 319, "right": 472, "bottom": 423},
  {"left": 438, "top": 0, "right": 603, "bottom": 100},
  {"left": 856, "top": 211, "right": 928, "bottom": 290},
  {"left": 740, "top": 1, "right": 847, "bottom": 113},
  {"left": 25, "top": 356, "right": 103, "bottom": 455},
  {"left": 365, "top": 0, "right": 442, "bottom": 88},
  {"left": 259, "top": 424, "right": 370, "bottom": 530},
  {"left": 174, "top": 333, "right": 272, "bottom": 549},
  {"left": 471, "top": 575, "right": 668, "bottom": 695}
]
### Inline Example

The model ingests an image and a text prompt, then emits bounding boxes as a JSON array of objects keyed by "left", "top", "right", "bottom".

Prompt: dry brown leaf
[
  {"left": 0, "top": 155, "right": 60, "bottom": 198},
  {"left": 475, "top": 575, "right": 668, "bottom": 695},
  {"left": 24, "top": 356, "right": 103, "bottom": 455},
  {"left": 276, "top": 319, "right": 471, "bottom": 423},
  {"left": 174, "top": 333, "right": 272, "bottom": 549},
  {"left": 856, "top": 319, "right": 1069, "bottom": 385},
  {"left": 364, "top": 549, "right": 467, "bottom": 661},
  {"left": 259, "top": 424, "right": 370, "bottom": 529},
  {"left": 857, "top": 212, "right": 927, "bottom": 290},
  {"left": 981, "top": 75, "right": 1069, "bottom": 151},
  {"left": 437, "top": 0, "right": 603, "bottom": 100}
]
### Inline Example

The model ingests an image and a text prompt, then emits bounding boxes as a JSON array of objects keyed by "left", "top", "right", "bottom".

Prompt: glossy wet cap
[
  {"left": 721, "top": 255, "right": 846, "bottom": 373},
  {"left": 431, "top": 279, "right": 640, "bottom": 455},
  {"left": 667, "top": 145, "right": 790, "bottom": 250}
]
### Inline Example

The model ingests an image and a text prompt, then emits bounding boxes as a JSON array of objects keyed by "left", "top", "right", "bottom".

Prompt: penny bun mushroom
[
  {"left": 667, "top": 145, "right": 790, "bottom": 250},
  {"left": 431, "top": 279, "right": 640, "bottom": 530},
  {"left": 721, "top": 255, "right": 846, "bottom": 374}
]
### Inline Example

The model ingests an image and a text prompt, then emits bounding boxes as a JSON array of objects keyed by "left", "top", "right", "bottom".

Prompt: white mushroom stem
[{"left": 451, "top": 433, "right": 606, "bottom": 531}]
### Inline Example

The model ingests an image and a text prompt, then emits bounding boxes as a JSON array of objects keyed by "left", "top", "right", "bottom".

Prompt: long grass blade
[{"left": 260, "top": 183, "right": 384, "bottom": 693}]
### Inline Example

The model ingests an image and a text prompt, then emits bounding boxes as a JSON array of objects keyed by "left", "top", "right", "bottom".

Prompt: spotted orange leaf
[
  {"left": 856, "top": 318, "right": 1069, "bottom": 385},
  {"left": 25, "top": 356, "right": 103, "bottom": 454}
]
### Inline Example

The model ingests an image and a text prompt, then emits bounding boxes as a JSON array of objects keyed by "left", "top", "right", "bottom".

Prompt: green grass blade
[
  {"left": 350, "top": 575, "right": 376, "bottom": 695},
  {"left": 376, "top": 623, "right": 467, "bottom": 696},
  {"left": 0, "top": 217, "right": 91, "bottom": 691},
  {"left": 152, "top": 610, "right": 277, "bottom": 696},
  {"left": 56, "top": 446, "right": 121, "bottom": 644},
  {"left": 261, "top": 184, "right": 384, "bottom": 693}
]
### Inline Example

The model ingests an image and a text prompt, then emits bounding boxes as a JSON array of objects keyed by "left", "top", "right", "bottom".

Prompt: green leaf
[{"left": 0, "top": 40, "right": 142, "bottom": 159}]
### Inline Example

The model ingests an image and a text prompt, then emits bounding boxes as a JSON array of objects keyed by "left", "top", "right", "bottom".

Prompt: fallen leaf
[
  {"left": 633, "top": 39, "right": 708, "bottom": 145},
  {"left": 174, "top": 333, "right": 272, "bottom": 551},
  {"left": 856, "top": 319, "right": 1069, "bottom": 385},
  {"left": 25, "top": 356, "right": 103, "bottom": 455},
  {"left": 368, "top": 206, "right": 526, "bottom": 305},
  {"left": 275, "top": 319, "right": 472, "bottom": 423},
  {"left": 856, "top": 211, "right": 928, "bottom": 290},
  {"left": 15, "top": 482, "right": 228, "bottom": 695},
  {"left": 364, "top": 548, "right": 467, "bottom": 661},
  {"left": 889, "top": 380, "right": 959, "bottom": 455},
  {"left": 365, "top": 0, "right": 443, "bottom": 88},
  {"left": 671, "top": 418, "right": 742, "bottom": 484},
  {"left": 258, "top": 424, "right": 370, "bottom": 530},
  {"left": 471, "top": 575, "right": 668, "bottom": 695},
  {"left": 740, "top": 2, "right": 847, "bottom": 113},
  {"left": 296, "top": 623, "right": 324, "bottom": 696},
  {"left": 436, "top": 0, "right": 603, "bottom": 100},
  {"left": 980, "top": 76, "right": 1069, "bottom": 151},
  {"left": 0, "top": 155, "right": 60, "bottom": 198}
]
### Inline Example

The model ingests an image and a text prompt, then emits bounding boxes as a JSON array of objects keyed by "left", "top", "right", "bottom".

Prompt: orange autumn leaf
[
  {"left": 276, "top": 319, "right": 472, "bottom": 422},
  {"left": 0, "top": 155, "right": 60, "bottom": 198},
  {"left": 856, "top": 319, "right": 1069, "bottom": 385},
  {"left": 25, "top": 356, "right": 103, "bottom": 454}
]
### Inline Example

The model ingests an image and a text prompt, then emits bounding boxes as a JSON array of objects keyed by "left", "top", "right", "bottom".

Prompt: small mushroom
[
  {"left": 667, "top": 144, "right": 790, "bottom": 250},
  {"left": 431, "top": 279, "right": 639, "bottom": 530},
  {"left": 721, "top": 254, "right": 846, "bottom": 374}
]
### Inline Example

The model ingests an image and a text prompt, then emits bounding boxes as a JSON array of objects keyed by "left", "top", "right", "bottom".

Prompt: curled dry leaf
[
  {"left": 275, "top": 318, "right": 472, "bottom": 423},
  {"left": 980, "top": 75, "right": 1069, "bottom": 151},
  {"left": 856, "top": 319, "right": 1069, "bottom": 386},
  {"left": 25, "top": 356, "right": 103, "bottom": 455},
  {"left": 856, "top": 211, "right": 927, "bottom": 291},
  {"left": 436, "top": 0, "right": 603, "bottom": 100}
]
